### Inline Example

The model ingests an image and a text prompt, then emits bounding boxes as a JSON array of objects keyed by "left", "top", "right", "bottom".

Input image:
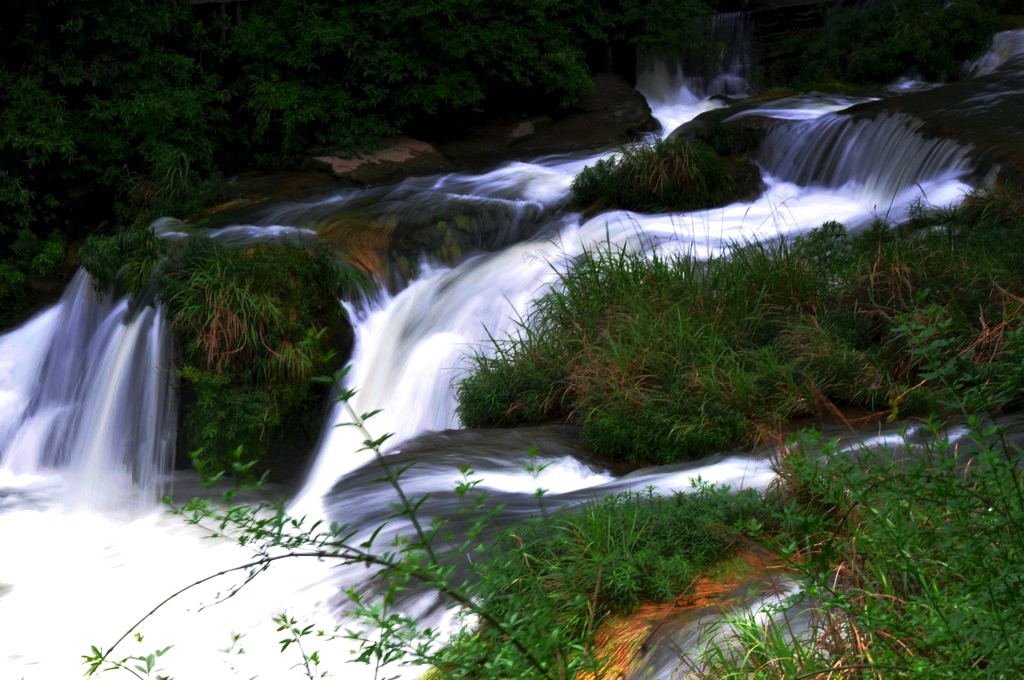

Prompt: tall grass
[
  {"left": 458, "top": 186, "right": 1024, "bottom": 465},
  {"left": 696, "top": 419, "right": 1024, "bottom": 678},
  {"left": 157, "top": 238, "right": 370, "bottom": 481}
]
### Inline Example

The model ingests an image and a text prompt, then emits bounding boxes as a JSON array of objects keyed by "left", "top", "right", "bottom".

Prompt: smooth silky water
[{"left": 4, "top": 27, "right": 1018, "bottom": 680}]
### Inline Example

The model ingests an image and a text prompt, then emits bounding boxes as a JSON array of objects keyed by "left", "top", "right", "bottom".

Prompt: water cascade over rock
[
  {"left": 637, "top": 11, "right": 755, "bottom": 133},
  {"left": 760, "top": 111, "right": 973, "bottom": 204},
  {"left": 0, "top": 270, "right": 176, "bottom": 508}
]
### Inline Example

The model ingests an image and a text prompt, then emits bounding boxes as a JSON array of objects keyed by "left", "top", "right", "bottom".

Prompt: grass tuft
[{"left": 570, "top": 138, "right": 746, "bottom": 214}]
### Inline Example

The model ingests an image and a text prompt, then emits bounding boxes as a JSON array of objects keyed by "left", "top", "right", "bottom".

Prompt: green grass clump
[
  {"left": 570, "top": 138, "right": 740, "bottom": 214},
  {"left": 700, "top": 420, "right": 1024, "bottom": 677},
  {"left": 159, "top": 238, "right": 369, "bottom": 482},
  {"left": 458, "top": 187, "right": 1024, "bottom": 466},
  {"left": 435, "top": 483, "right": 769, "bottom": 678}
]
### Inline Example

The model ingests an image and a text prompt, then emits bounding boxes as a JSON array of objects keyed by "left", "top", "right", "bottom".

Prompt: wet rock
[
  {"left": 304, "top": 74, "right": 659, "bottom": 188},
  {"left": 669, "top": 107, "right": 783, "bottom": 157},
  {"left": 665, "top": 106, "right": 773, "bottom": 205},
  {"left": 312, "top": 136, "right": 451, "bottom": 185},
  {"left": 307, "top": 74, "right": 657, "bottom": 186}
]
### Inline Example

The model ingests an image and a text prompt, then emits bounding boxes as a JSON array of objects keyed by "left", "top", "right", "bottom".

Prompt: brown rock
[
  {"left": 306, "top": 74, "right": 657, "bottom": 185},
  {"left": 312, "top": 136, "right": 451, "bottom": 185},
  {"left": 512, "top": 73, "right": 660, "bottom": 154}
]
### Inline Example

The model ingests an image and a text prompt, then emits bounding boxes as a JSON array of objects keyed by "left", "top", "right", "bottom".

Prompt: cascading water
[
  {"left": 636, "top": 12, "right": 755, "bottom": 134},
  {"left": 0, "top": 18, "right": 1009, "bottom": 680},
  {"left": 969, "top": 29, "right": 1024, "bottom": 77},
  {"left": 759, "top": 111, "right": 974, "bottom": 207},
  {"left": 0, "top": 270, "right": 176, "bottom": 509}
]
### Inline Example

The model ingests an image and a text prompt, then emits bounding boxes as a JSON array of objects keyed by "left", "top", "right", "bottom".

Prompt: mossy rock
[{"left": 570, "top": 138, "right": 763, "bottom": 215}]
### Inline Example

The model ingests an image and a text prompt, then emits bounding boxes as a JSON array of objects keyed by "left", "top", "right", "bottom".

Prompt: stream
[{"left": 2, "top": 22, "right": 1023, "bottom": 680}]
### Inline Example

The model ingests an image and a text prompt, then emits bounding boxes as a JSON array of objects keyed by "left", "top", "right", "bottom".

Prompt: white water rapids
[{"left": 3, "top": 26, "right": 1012, "bottom": 679}]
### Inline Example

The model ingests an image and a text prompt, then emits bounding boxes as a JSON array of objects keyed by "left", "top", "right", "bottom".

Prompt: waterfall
[
  {"left": 636, "top": 11, "right": 755, "bottom": 134},
  {"left": 0, "top": 270, "right": 177, "bottom": 508},
  {"left": 759, "top": 111, "right": 973, "bottom": 206},
  {"left": 637, "top": 11, "right": 754, "bottom": 101},
  {"left": 969, "top": 29, "right": 1024, "bottom": 77}
]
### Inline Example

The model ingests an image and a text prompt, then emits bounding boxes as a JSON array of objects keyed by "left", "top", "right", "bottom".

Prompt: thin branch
[{"left": 92, "top": 551, "right": 339, "bottom": 673}]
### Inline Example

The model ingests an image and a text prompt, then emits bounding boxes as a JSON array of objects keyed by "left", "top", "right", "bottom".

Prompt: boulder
[
  {"left": 312, "top": 136, "right": 451, "bottom": 185},
  {"left": 669, "top": 107, "right": 783, "bottom": 157}
]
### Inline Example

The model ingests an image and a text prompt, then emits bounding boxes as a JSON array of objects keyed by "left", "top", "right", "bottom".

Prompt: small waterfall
[
  {"left": 624, "top": 579, "right": 806, "bottom": 679},
  {"left": 637, "top": 11, "right": 754, "bottom": 100},
  {"left": 760, "top": 111, "right": 973, "bottom": 205},
  {"left": 293, "top": 220, "right": 580, "bottom": 509},
  {"left": 0, "top": 270, "right": 177, "bottom": 507},
  {"left": 637, "top": 11, "right": 754, "bottom": 133},
  {"left": 969, "top": 29, "right": 1024, "bottom": 77}
]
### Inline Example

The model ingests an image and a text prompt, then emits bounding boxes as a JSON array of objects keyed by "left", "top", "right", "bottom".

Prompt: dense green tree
[{"left": 795, "top": 0, "right": 999, "bottom": 86}]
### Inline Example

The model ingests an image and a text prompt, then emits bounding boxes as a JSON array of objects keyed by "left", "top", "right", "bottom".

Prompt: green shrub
[
  {"left": 570, "top": 138, "right": 739, "bottom": 213},
  {"left": 793, "top": 0, "right": 999, "bottom": 86},
  {"left": 179, "top": 367, "right": 321, "bottom": 483},
  {"left": 0, "top": 262, "right": 27, "bottom": 325},
  {"left": 79, "top": 227, "right": 160, "bottom": 296},
  {"left": 0, "top": 227, "right": 69, "bottom": 325},
  {"left": 437, "top": 483, "right": 769, "bottom": 678}
]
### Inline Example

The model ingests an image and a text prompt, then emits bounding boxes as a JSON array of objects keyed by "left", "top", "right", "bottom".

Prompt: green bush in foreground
[
  {"left": 458, "top": 187, "right": 1024, "bottom": 465},
  {"left": 698, "top": 420, "right": 1024, "bottom": 677},
  {"left": 570, "top": 138, "right": 740, "bottom": 213},
  {"left": 436, "top": 484, "right": 769, "bottom": 678}
]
